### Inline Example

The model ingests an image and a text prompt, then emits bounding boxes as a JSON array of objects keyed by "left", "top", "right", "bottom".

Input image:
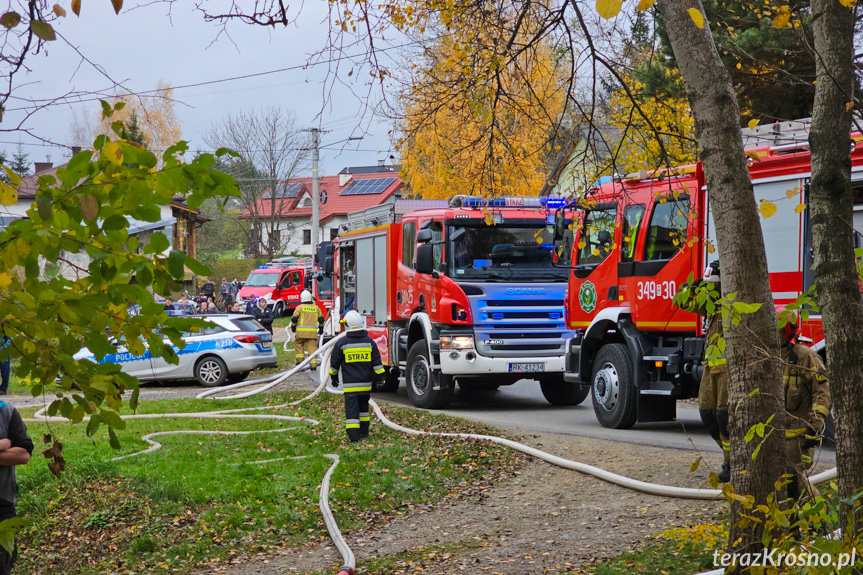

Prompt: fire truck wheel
[
  {"left": 591, "top": 343, "right": 637, "bottom": 429},
  {"left": 273, "top": 301, "right": 285, "bottom": 318},
  {"left": 406, "top": 340, "right": 454, "bottom": 409},
  {"left": 539, "top": 379, "right": 588, "bottom": 405}
]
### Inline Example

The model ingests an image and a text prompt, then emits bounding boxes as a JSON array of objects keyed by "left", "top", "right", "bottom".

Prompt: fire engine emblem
[{"left": 578, "top": 281, "right": 598, "bottom": 313}]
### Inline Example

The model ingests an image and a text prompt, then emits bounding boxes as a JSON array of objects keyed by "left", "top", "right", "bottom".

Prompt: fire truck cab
[
  {"left": 556, "top": 136, "right": 863, "bottom": 429},
  {"left": 324, "top": 197, "right": 580, "bottom": 409},
  {"left": 238, "top": 257, "right": 317, "bottom": 317}
]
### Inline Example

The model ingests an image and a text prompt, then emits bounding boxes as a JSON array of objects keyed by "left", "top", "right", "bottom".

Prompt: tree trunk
[
  {"left": 808, "top": 0, "right": 863, "bottom": 539},
  {"left": 656, "top": 0, "right": 787, "bottom": 561}
]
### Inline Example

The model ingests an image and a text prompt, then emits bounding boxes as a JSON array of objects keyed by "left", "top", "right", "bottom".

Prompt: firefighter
[
  {"left": 329, "top": 310, "right": 386, "bottom": 443},
  {"left": 679, "top": 260, "right": 730, "bottom": 483},
  {"left": 779, "top": 319, "right": 831, "bottom": 500},
  {"left": 291, "top": 290, "right": 325, "bottom": 370}
]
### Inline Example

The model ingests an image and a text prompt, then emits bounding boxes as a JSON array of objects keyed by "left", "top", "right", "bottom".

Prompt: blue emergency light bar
[{"left": 457, "top": 196, "right": 570, "bottom": 209}]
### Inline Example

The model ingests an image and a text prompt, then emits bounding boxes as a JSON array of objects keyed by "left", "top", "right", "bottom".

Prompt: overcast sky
[{"left": 4, "top": 1, "right": 403, "bottom": 176}]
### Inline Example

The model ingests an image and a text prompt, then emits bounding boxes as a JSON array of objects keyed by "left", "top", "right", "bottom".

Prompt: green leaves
[
  {"left": 30, "top": 20, "right": 56, "bottom": 41},
  {"left": 0, "top": 12, "right": 20, "bottom": 28},
  {"left": 167, "top": 250, "right": 185, "bottom": 279}
]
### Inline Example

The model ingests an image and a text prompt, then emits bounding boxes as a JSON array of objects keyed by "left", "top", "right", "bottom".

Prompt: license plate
[
  {"left": 261, "top": 342, "right": 273, "bottom": 349},
  {"left": 509, "top": 362, "right": 544, "bottom": 373},
  {"left": 259, "top": 333, "right": 272, "bottom": 342}
]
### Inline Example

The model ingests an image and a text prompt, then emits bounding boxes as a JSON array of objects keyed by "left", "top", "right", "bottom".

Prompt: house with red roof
[{"left": 240, "top": 164, "right": 403, "bottom": 257}]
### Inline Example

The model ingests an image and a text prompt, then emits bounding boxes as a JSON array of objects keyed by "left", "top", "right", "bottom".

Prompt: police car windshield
[
  {"left": 449, "top": 222, "right": 569, "bottom": 281},
  {"left": 245, "top": 272, "right": 281, "bottom": 287}
]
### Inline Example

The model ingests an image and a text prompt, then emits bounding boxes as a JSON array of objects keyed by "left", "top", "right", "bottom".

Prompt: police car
[{"left": 74, "top": 315, "right": 278, "bottom": 387}]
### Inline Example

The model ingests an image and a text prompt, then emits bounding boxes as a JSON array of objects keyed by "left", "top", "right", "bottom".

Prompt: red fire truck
[
  {"left": 322, "top": 197, "right": 579, "bottom": 409},
  {"left": 238, "top": 256, "right": 332, "bottom": 317},
  {"left": 554, "top": 137, "right": 863, "bottom": 429}
]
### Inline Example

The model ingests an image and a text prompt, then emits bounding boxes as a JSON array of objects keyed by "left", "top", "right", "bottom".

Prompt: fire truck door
[
  {"left": 569, "top": 204, "right": 619, "bottom": 329},
  {"left": 624, "top": 196, "right": 695, "bottom": 332},
  {"left": 395, "top": 220, "right": 417, "bottom": 319}
]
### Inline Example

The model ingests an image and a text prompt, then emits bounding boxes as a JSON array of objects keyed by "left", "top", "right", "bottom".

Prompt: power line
[{"left": 4, "top": 39, "right": 424, "bottom": 114}]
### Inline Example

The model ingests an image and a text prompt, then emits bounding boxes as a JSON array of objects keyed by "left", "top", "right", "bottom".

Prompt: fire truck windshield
[
  {"left": 245, "top": 272, "right": 281, "bottom": 287},
  {"left": 449, "top": 222, "right": 570, "bottom": 281}
]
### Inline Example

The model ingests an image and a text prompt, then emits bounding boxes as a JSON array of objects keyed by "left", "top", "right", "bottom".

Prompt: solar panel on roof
[
  {"left": 339, "top": 177, "right": 396, "bottom": 196},
  {"left": 263, "top": 181, "right": 304, "bottom": 199}
]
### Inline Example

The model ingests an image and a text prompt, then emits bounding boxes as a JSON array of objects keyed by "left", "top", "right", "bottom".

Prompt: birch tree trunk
[
  {"left": 656, "top": 0, "right": 787, "bottom": 561},
  {"left": 808, "top": 0, "right": 863, "bottom": 539}
]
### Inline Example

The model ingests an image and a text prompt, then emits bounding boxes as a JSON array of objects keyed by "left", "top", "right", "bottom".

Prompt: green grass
[
  {"left": 15, "top": 391, "right": 522, "bottom": 574},
  {"left": 578, "top": 540, "right": 718, "bottom": 575}
]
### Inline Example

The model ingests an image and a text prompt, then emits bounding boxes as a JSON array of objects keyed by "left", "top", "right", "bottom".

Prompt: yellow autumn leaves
[{"left": 758, "top": 187, "right": 806, "bottom": 219}]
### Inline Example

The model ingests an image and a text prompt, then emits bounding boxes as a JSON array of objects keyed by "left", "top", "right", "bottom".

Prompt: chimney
[
  {"left": 34, "top": 155, "right": 53, "bottom": 174},
  {"left": 339, "top": 173, "right": 352, "bottom": 187},
  {"left": 71, "top": 146, "right": 82, "bottom": 155},
  {"left": 377, "top": 159, "right": 385, "bottom": 167}
]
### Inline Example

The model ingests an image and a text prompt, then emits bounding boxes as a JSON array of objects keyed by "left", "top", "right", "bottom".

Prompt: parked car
[{"left": 74, "top": 315, "right": 278, "bottom": 387}]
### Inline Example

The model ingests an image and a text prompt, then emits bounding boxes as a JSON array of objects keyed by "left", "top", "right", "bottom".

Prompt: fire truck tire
[
  {"left": 274, "top": 301, "right": 285, "bottom": 318},
  {"left": 591, "top": 343, "right": 637, "bottom": 429},
  {"left": 539, "top": 379, "right": 589, "bottom": 406},
  {"left": 406, "top": 340, "right": 453, "bottom": 409}
]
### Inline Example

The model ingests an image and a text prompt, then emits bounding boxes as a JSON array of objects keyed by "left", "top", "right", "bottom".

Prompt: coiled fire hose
[{"left": 25, "top": 330, "right": 839, "bottom": 575}]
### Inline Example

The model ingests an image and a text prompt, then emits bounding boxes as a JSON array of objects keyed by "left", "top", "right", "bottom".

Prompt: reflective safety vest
[
  {"left": 329, "top": 330, "right": 385, "bottom": 394},
  {"left": 291, "top": 304, "right": 324, "bottom": 339}
]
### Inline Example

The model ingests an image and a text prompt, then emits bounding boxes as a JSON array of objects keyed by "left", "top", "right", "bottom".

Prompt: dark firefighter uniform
[
  {"left": 679, "top": 278, "right": 730, "bottom": 476},
  {"left": 291, "top": 303, "right": 325, "bottom": 369},
  {"left": 782, "top": 341, "right": 831, "bottom": 498},
  {"left": 329, "top": 331, "right": 385, "bottom": 442}
]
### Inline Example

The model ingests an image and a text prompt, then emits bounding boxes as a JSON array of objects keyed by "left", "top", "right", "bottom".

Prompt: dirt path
[{"left": 207, "top": 425, "right": 726, "bottom": 575}]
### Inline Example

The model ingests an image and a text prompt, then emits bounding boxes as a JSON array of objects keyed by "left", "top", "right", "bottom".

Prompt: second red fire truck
[{"left": 554, "top": 136, "right": 863, "bottom": 429}]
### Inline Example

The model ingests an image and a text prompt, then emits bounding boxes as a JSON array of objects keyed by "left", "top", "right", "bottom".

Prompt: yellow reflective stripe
[
  {"left": 345, "top": 386, "right": 372, "bottom": 393},
  {"left": 359, "top": 416, "right": 370, "bottom": 422},
  {"left": 345, "top": 349, "right": 372, "bottom": 362},
  {"left": 721, "top": 441, "right": 730, "bottom": 451},
  {"left": 374, "top": 367, "right": 385, "bottom": 374},
  {"left": 813, "top": 404, "right": 830, "bottom": 416},
  {"left": 329, "top": 368, "right": 339, "bottom": 376},
  {"left": 346, "top": 423, "right": 360, "bottom": 429}
]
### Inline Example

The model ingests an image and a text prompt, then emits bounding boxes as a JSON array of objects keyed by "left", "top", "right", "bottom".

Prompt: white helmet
[
  {"left": 343, "top": 310, "right": 364, "bottom": 330},
  {"left": 301, "top": 289, "right": 313, "bottom": 303}
]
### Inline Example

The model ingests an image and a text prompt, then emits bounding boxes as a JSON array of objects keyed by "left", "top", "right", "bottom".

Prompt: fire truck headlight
[{"left": 441, "top": 335, "right": 474, "bottom": 350}]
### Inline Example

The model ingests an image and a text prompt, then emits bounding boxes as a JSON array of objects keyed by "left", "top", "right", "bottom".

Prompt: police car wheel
[
  {"left": 406, "top": 340, "right": 453, "bottom": 409},
  {"left": 591, "top": 343, "right": 637, "bottom": 429},
  {"left": 196, "top": 356, "right": 229, "bottom": 387}
]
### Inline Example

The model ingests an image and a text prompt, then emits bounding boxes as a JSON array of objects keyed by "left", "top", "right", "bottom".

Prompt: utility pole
[{"left": 310, "top": 128, "right": 320, "bottom": 257}]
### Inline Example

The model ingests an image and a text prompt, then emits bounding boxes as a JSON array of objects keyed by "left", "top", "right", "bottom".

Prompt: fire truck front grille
[{"left": 472, "top": 297, "right": 570, "bottom": 358}]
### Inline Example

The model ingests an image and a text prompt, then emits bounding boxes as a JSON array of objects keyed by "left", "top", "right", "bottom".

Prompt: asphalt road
[{"left": 374, "top": 378, "right": 837, "bottom": 466}]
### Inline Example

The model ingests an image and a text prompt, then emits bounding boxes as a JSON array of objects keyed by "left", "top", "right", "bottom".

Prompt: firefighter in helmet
[
  {"left": 329, "top": 311, "right": 386, "bottom": 443},
  {"left": 779, "top": 317, "right": 831, "bottom": 500},
  {"left": 290, "top": 290, "right": 325, "bottom": 370},
  {"left": 679, "top": 260, "right": 730, "bottom": 483}
]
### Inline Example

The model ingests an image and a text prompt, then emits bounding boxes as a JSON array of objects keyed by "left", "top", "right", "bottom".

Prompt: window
[
  {"left": 302, "top": 198, "right": 312, "bottom": 207},
  {"left": 621, "top": 205, "right": 645, "bottom": 262},
  {"left": 289, "top": 271, "right": 301, "bottom": 287},
  {"left": 577, "top": 207, "right": 617, "bottom": 265},
  {"left": 330, "top": 228, "right": 339, "bottom": 240},
  {"left": 643, "top": 199, "right": 690, "bottom": 261},
  {"left": 402, "top": 221, "right": 416, "bottom": 268},
  {"left": 303, "top": 229, "right": 311, "bottom": 245},
  {"left": 428, "top": 220, "right": 444, "bottom": 271}
]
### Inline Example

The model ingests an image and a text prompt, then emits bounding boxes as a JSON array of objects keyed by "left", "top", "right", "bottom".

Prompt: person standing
[
  {"left": 200, "top": 278, "right": 216, "bottom": 300},
  {"left": 290, "top": 290, "right": 325, "bottom": 370},
  {"left": 253, "top": 298, "right": 275, "bottom": 334},
  {"left": 0, "top": 399, "right": 33, "bottom": 574},
  {"left": 328, "top": 311, "right": 385, "bottom": 442},
  {"left": 779, "top": 319, "right": 830, "bottom": 500},
  {"left": 0, "top": 337, "right": 10, "bottom": 396},
  {"left": 679, "top": 261, "right": 730, "bottom": 483},
  {"left": 219, "top": 278, "right": 231, "bottom": 307}
]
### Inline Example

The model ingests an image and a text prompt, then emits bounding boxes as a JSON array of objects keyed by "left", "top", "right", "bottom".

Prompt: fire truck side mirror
[
  {"left": 323, "top": 256, "right": 333, "bottom": 275},
  {"left": 416, "top": 229, "right": 433, "bottom": 244},
  {"left": 552, "top": 209, "right": 567, "bottom": 242},
  {"left": 416, "top": 244, "right": 435, "bottom": 274}
]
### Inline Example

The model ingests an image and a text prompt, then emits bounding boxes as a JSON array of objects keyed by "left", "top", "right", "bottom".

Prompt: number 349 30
[{"left": 637, "top": 280, "right": 676, "bottom": 300}]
